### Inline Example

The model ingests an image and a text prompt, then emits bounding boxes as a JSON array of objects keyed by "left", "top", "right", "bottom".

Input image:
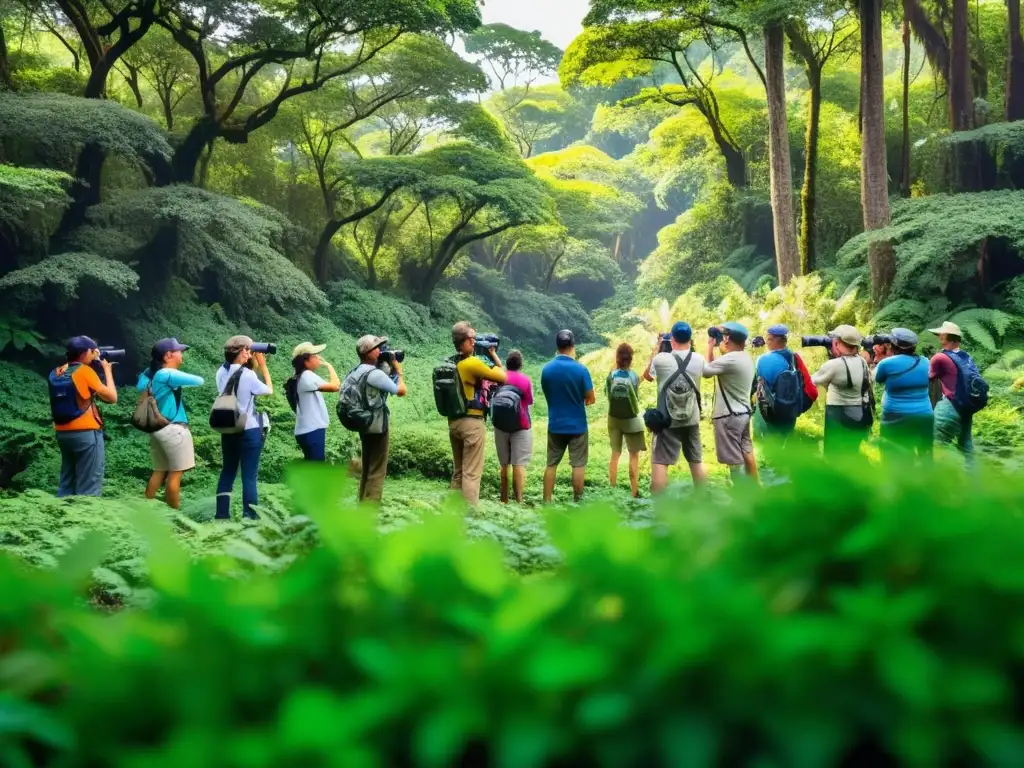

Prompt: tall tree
[
  {"left": 787, "top": 9, "right": 856, "bottom": 272},
  {"left": 859, "top": 0, "right": 895, "bottom": 305},
  {"left": 949, "top": 0, "right": 973, "bottom": 130},
  {"left": 156, "top": 0, "right": 481, "bottom": 183},
  {"left": 487, "top": 84, "right": 583, "bottom": 158},
  {"left": 1007, "top": 0, "right": 1024, "bottom": 119},
  {"left": 464, "top": 22, "right": 562, "bottom": 102},
  {"left": 562, "top": 16, "right": 751, "bottom": 188},
  {"left": 130, "top": 28, "right": 195, "bottom": 130},
  {"left": 763, "top": 21, "right": 798, "bottom": 283}
]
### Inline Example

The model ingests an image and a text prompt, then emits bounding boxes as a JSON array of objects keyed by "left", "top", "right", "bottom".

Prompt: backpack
[
  {"left": 284, "top": 376, "right": 300, "bottom": 413},
  {"left": 209, "top": 367, "right": 247, "bottom": 434},
  {"left": 944, "top": 349, "right": 989, "bottom": 415},
  {"left": 607, "top": 370, "right": 640, "bottom": 419},
  {"left": 337, "top": 367, "right": 376, "bottom": 432},
  {"left": 757, "top": 354, "right": 803, "bottom": 425},
  {"left": 48, "top": 363, "right": 90, "bottom": 425},
  {"left": 663, "top": 351, "right": 701, "bottom": 427},
  {"left": 433, "top": 356, "right": 468, "bottom": 419},
  {"left": 490, "top": 383, "right": 524, "bottom": 433},
  {"left": 643, "top": 352, "right": 701, "bottom": 432},
  {"left": 131, "top": 373, "right": 180, "bottom": 433}
]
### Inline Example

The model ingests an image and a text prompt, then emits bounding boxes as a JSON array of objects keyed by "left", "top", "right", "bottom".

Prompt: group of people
[{"left": 48, "top": 316, "right": 983, "bottom": 514}]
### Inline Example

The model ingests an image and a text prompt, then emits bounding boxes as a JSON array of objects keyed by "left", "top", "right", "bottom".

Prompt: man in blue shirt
[
  {"left": 753, "top": 324, "right": 800, "bottom": 441},
  {"left": 541, "top": 329, "right": 595, "bottom": 503}
]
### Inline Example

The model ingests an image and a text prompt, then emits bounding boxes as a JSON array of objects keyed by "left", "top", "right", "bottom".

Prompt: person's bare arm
[
  {"left": 254, "top": 352, "right": 273, "bottom": 395},
  {"left": 318, "top": 362, "right": 341, "bottom": 393},
  {"left": 584, "top": 388, "right": 596, "bottom": 406},
  {"left": 393, "top": 360, "right": 408, "bottom": 397},
  {"left": 94, "top": 359, "right": 118, "bottom": 404},
  {"left": 642, "top": 344, "right": 658, "bottom": 382}
]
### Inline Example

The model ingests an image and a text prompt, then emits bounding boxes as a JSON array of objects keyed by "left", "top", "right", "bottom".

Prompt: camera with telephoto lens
[
  {"left": 862, "top": 333, "right": 892, "bottom": 349},
  {"left": 707, "top": 326, "right": 723, "bottom": 343},
  {"left": 474, "top": 333, "right": 500, "bottom": 356},
  {"left": 378, "top": 344, "right": 405, "bottom": 365},
  {"left": 659, "top": 333, "right": 672, "bottom": 353},
  {"left": 97, "top": 346, "right": 126, "bottom": 362},
  {"left": 250, "top": 342, "right": 276, "bottom": 355},
  {"left": 800, "top": 334, "right": 835, "bottom": 350}
]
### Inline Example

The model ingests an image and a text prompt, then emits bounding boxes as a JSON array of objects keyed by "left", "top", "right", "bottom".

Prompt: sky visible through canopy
[{"left": 480, "top": 0, "right": 588, "bottom": 52}]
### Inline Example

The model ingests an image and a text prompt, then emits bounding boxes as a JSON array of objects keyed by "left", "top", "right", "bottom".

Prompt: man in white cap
[
  {"left": 928, "top": 320, "right": 984, "bottom": 461},
  {"left": 349, "top": 335, "right": 407, "bottom": 503}
]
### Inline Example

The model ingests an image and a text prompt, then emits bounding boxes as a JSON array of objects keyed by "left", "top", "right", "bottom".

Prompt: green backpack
[
  {"left": 433, "top": 356, "right": 468, "bottom": 418},
  {"left": 607, "top": 370, "right": 640, "bottom": 419}
]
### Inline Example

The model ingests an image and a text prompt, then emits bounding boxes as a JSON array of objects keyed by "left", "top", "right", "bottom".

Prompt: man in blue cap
[
  {"left": 753, "top": 324, "right": 803, "bottom": 442},
  {"left": 642, "top": 320, "right": 708, "bottom": 492},
  {"left": 704, "top": 322, "right": 758, "bottom": 482}
]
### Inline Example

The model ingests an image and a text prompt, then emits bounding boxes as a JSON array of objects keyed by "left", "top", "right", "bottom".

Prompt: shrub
[{"left": 5, "top": 458, "right": 1024, "bottom": 765}]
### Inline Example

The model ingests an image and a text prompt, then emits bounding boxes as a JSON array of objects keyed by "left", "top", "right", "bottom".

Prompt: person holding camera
[
  {"left": 491, "top": 349, "right": 534, "bottom": 504},
  {"left": 215, "top": 335, "right": 273, "bottom": 520},
  {"left": 642, "top": 323, "right": 706, "bottom": 493},
  {"left": 810, "top": 326, "right": 874, "bottom": 456},
  {"left": 136, "top": 338, "right": 204, "bottom": 508},
  {"left": 874, "top": 328, "right": 934, "bottom": 463},
  {"left": 286, "top": 342, "right": 340, "bottom": 461},
  {"left": 449, "top": 321, "right": 506, "bottom": 506},
  {"left": 606, "top": 342, "right": 646, "bottom": 497},
  {"left": 49, "top": 336, "right": 118, "bottom": 497},
  {"left": 350, "top": 335, "right": 406, "bottom": 502},
  {"left": 703, "top": 322, "right": 758, "bottom": 483},
  {"left": 541, "top": 329, "right": 595, "bottom": 503}
]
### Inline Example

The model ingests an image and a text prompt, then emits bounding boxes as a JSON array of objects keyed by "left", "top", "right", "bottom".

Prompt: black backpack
[
  {"left": 337, "top": 367, "right": 375, "bottom": 432},
  {"left": 490, "top": 384, "right": 524, "bottom": 433},
  {"left": 757, "top": 356, "right": 803, "bottom": 424}
]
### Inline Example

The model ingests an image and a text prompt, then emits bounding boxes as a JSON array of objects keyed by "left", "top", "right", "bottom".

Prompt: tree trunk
[
  {"left": 53, "top": 142, "right": 106, "bottom": 243},
  {"left": 901, "top": 8, "right": 912, "bottom": 197},
  {"left": 543, "top": 247, "right": 566, "bottom": 292},
  {"left": 84, "top": 57, "right": 114, "bottom": 98},
  {"left": 170, "top": 118, "right": 219, "bottom": 184},
  {"left": 698, "top": 103, "right": 748, "bottom": 187},
  {"left": 314, "top": 219, "right": 344, "bottom": 284},
  {"left": 160, "top": 92, "right": 175, "bottom": 131},
  {"left": 197, "top": 142, "right": 213, "bottom": 189},
  {"left": 0, "top": 24, "right": 11, "bottom": 90},
  {"left": 124, "top": 65, "right": 143, "bottom": 108},
  {"left": 1007, "top": 0, "right": 1024, "bottom": 120},
  {"left": 800, "top": 64, "right": 822, "bottom": 274},
  {"left": 860, "top": 0, "right": 895, "bottom": 306},
  {"left": 764, "top": 23, "right": 799, "bottom": 283},
  {"left": 949, "top": 0, "right": 973, "bottom": 131}
]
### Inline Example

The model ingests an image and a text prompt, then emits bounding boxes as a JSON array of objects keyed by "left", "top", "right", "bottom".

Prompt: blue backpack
[
  {"left": 48, "top": 363, "right": 89, "bottom": 425},
  {"left": 944, "top": 350, "right": 989, "bottom": 415},
  {"left": 757, "top": 356, "right": 803, "bottom": 424}
]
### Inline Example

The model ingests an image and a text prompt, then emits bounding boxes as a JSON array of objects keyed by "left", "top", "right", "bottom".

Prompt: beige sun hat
[
  {"left": 830, "top": 324, "right": 862, "bottom": 347},
  {"left": 356, "top": 334, "right": 388, "bottom": 355},
  {"left": 292, "top": 342, "right": 327, "bottom": 359},
  {"left": 927, "top": 321, "right": 962, "bottom": 337}
]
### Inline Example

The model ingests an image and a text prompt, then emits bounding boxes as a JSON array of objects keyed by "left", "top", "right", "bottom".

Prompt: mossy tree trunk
[
  {"left": 1008, "top": 0, "right": 1024, "bottom": 120},
  {"left": 764, "top": 23, "right": 799, "bottom": 283},
  {"left": 949, "top": 0, "right": 974, "bottom": 131},
  {"left": 0, "top": 24, "right": 10, "bottom": 89},
  {"left": 860, "top": 0, "right": 895, "bottom": 306},
  {"left": 901, "top": 5, "right": 912, "bottom": 197}
]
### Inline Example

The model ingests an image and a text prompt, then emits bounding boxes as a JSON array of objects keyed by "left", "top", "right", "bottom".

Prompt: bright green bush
[{"left": 5, "top": 458, "right": 1024, "bottom": 766}]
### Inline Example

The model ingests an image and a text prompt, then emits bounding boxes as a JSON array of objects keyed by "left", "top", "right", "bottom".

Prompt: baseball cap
[
  {"left": 224, "top": 335, "right": 253, "bottom": 351},
  {"left": 66, "top": 335, "right": 99, "bottom": 355},
  {"left": 890, "top": 328, "right": 919, "bottom": 348},
  {"left": 722, "top": 321, "right": 749, "bottom": 341},
  {"left": 670, "top": 321, "right": 692, "bottom": 343},
  {"left": 555, "top": 329, "right": 575, "bottom": 349},
  {"left": 830, "top": 325, "right": 862, "bottom": 346},
  {"left": 292, "top": 341, "right": 327, "bottom": 359},
  {"left": 927, "top": 321, "right": 962, "bottom": 337},
  {"left": 356, "top": 335, "right": 387, "bottom": 355},
  {"left": 767, "top": 324, "right": 789, "bottom": 337},
  {"left": 154, "top": 338, "right": 189, "bottom": 356}
]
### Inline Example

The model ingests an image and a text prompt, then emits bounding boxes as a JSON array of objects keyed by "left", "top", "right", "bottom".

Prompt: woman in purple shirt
[{"left": 493, "top": 349, "right": 534, "bottom": 503}]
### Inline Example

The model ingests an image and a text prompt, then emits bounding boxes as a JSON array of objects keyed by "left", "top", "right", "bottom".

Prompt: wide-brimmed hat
[
  {"left": 292, "top": 342, "right": 327, "bottom": 359},
  {"left": 830, "top": 325, "right": 862, "bottom": 347},
  {"left": 927, "top": 321, "right": 962, "bottom": 337},
  {"left": 224, "top": 335, "right": 253, "bottom": 351},
  {"left": 356, "top": 335, "right": 387, "bottom": 355}
]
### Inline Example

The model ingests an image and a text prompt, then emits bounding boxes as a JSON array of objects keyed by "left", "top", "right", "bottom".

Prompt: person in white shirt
[
  {"left": 703, "top": 321, "right": 758, "bottom": 483},
  {"left": 286, "top": 342, "right": 340, "bottom": 461},
  {"left": 351, "top": 335, "right": 407, "bottom": 502},
  {"left": 215, "top": 335, "right": 273, "bottom": 520},
  {"left": 811, "top": 325, "right": 874, "bottom": 456},
  {"left": 642, "top": 321, "right": 708, "bottom": 492}
]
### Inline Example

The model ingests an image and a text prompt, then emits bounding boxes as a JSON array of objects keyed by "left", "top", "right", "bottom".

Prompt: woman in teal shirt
[
  {"left": 136, "top": 338, "right": 205, "bottom": 509},
  {"left": 873, "top": 328, "right": 933, "bottom": 462}
]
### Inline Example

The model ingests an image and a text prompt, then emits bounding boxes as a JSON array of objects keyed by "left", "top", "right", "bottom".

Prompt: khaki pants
[
  {"left": 449, "top": 417, "right": 486, "bottom": 506},
  {"left": 359, "top": 431, "right": 390, "bottom": 502}
]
